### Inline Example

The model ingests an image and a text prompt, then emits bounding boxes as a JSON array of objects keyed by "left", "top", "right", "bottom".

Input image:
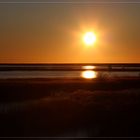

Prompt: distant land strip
[{"left": 0, "top": 64, "right": 140, "bottom": 71}]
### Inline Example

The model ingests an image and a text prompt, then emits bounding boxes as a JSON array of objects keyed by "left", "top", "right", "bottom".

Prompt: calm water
[{"left": 0, "top": 64, "right": 140, "bottom": 79}]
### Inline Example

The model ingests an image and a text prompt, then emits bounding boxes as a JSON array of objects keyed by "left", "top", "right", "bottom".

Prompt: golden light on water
[
  {"left": 83, "top": 32, "right": 96, "bottom": 46},
  {"left": 82, "top": 65, "right": 96, "bottom": 70},
  {"left": 81, "top": 70, "right": 97, "bottom": 79}
]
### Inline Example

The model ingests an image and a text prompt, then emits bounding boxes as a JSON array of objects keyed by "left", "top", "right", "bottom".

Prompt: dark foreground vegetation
[{"left": 0, "top": 78, "right": 140, "bottom": 137}]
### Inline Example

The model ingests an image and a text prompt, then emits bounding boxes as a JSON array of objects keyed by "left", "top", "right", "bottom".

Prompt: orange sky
[{"left": 0, "top": 1, "right": 140, "bottom": 63}]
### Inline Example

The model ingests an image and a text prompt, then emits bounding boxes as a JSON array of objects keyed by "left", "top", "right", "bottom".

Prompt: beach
[{"left": 0, "top": 78, "right": 140, "bottom": 137}]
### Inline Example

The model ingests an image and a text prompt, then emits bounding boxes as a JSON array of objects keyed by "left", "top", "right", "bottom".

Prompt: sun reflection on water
[
  {"left": 82, "top": 65, "right": 96, "bottom": 70},
  {"left": 81, "top": 70, "right": 97, "bottom": 79}
]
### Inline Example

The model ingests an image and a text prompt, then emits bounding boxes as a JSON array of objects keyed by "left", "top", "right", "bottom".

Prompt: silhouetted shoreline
[{"left": 0, "top": 78, "right": 140, "bottom": 137}]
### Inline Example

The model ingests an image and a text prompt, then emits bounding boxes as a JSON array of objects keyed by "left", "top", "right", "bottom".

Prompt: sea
[{"left": 0, "top": 64, "right": 140, "bottom": 79}]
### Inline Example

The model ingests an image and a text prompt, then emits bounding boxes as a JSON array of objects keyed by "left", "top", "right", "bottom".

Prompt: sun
[{"left": 83, "top": 32, "right": 96, "bottom": 46}]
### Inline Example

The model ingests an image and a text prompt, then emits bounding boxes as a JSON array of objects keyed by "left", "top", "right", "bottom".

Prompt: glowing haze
[{"left": 0, "top": 0, "right": 140, "bottom": 63}]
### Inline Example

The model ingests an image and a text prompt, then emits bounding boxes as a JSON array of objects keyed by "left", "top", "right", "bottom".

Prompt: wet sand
[{"left": 0, "top": 78, "right": 140, "bottom": 137}]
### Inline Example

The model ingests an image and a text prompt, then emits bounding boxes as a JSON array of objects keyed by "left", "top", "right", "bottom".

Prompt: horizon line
[
  {"left": 0, "top": 1, "right": 140, "bottom": 4},
  {"left": 0, "top": 63, "right": 140, "bottom": 64}
]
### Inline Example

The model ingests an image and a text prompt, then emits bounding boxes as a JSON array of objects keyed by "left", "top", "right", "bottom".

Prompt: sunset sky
[{"left": 0, "top": 0, "right": 140, "bottom": 63}]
